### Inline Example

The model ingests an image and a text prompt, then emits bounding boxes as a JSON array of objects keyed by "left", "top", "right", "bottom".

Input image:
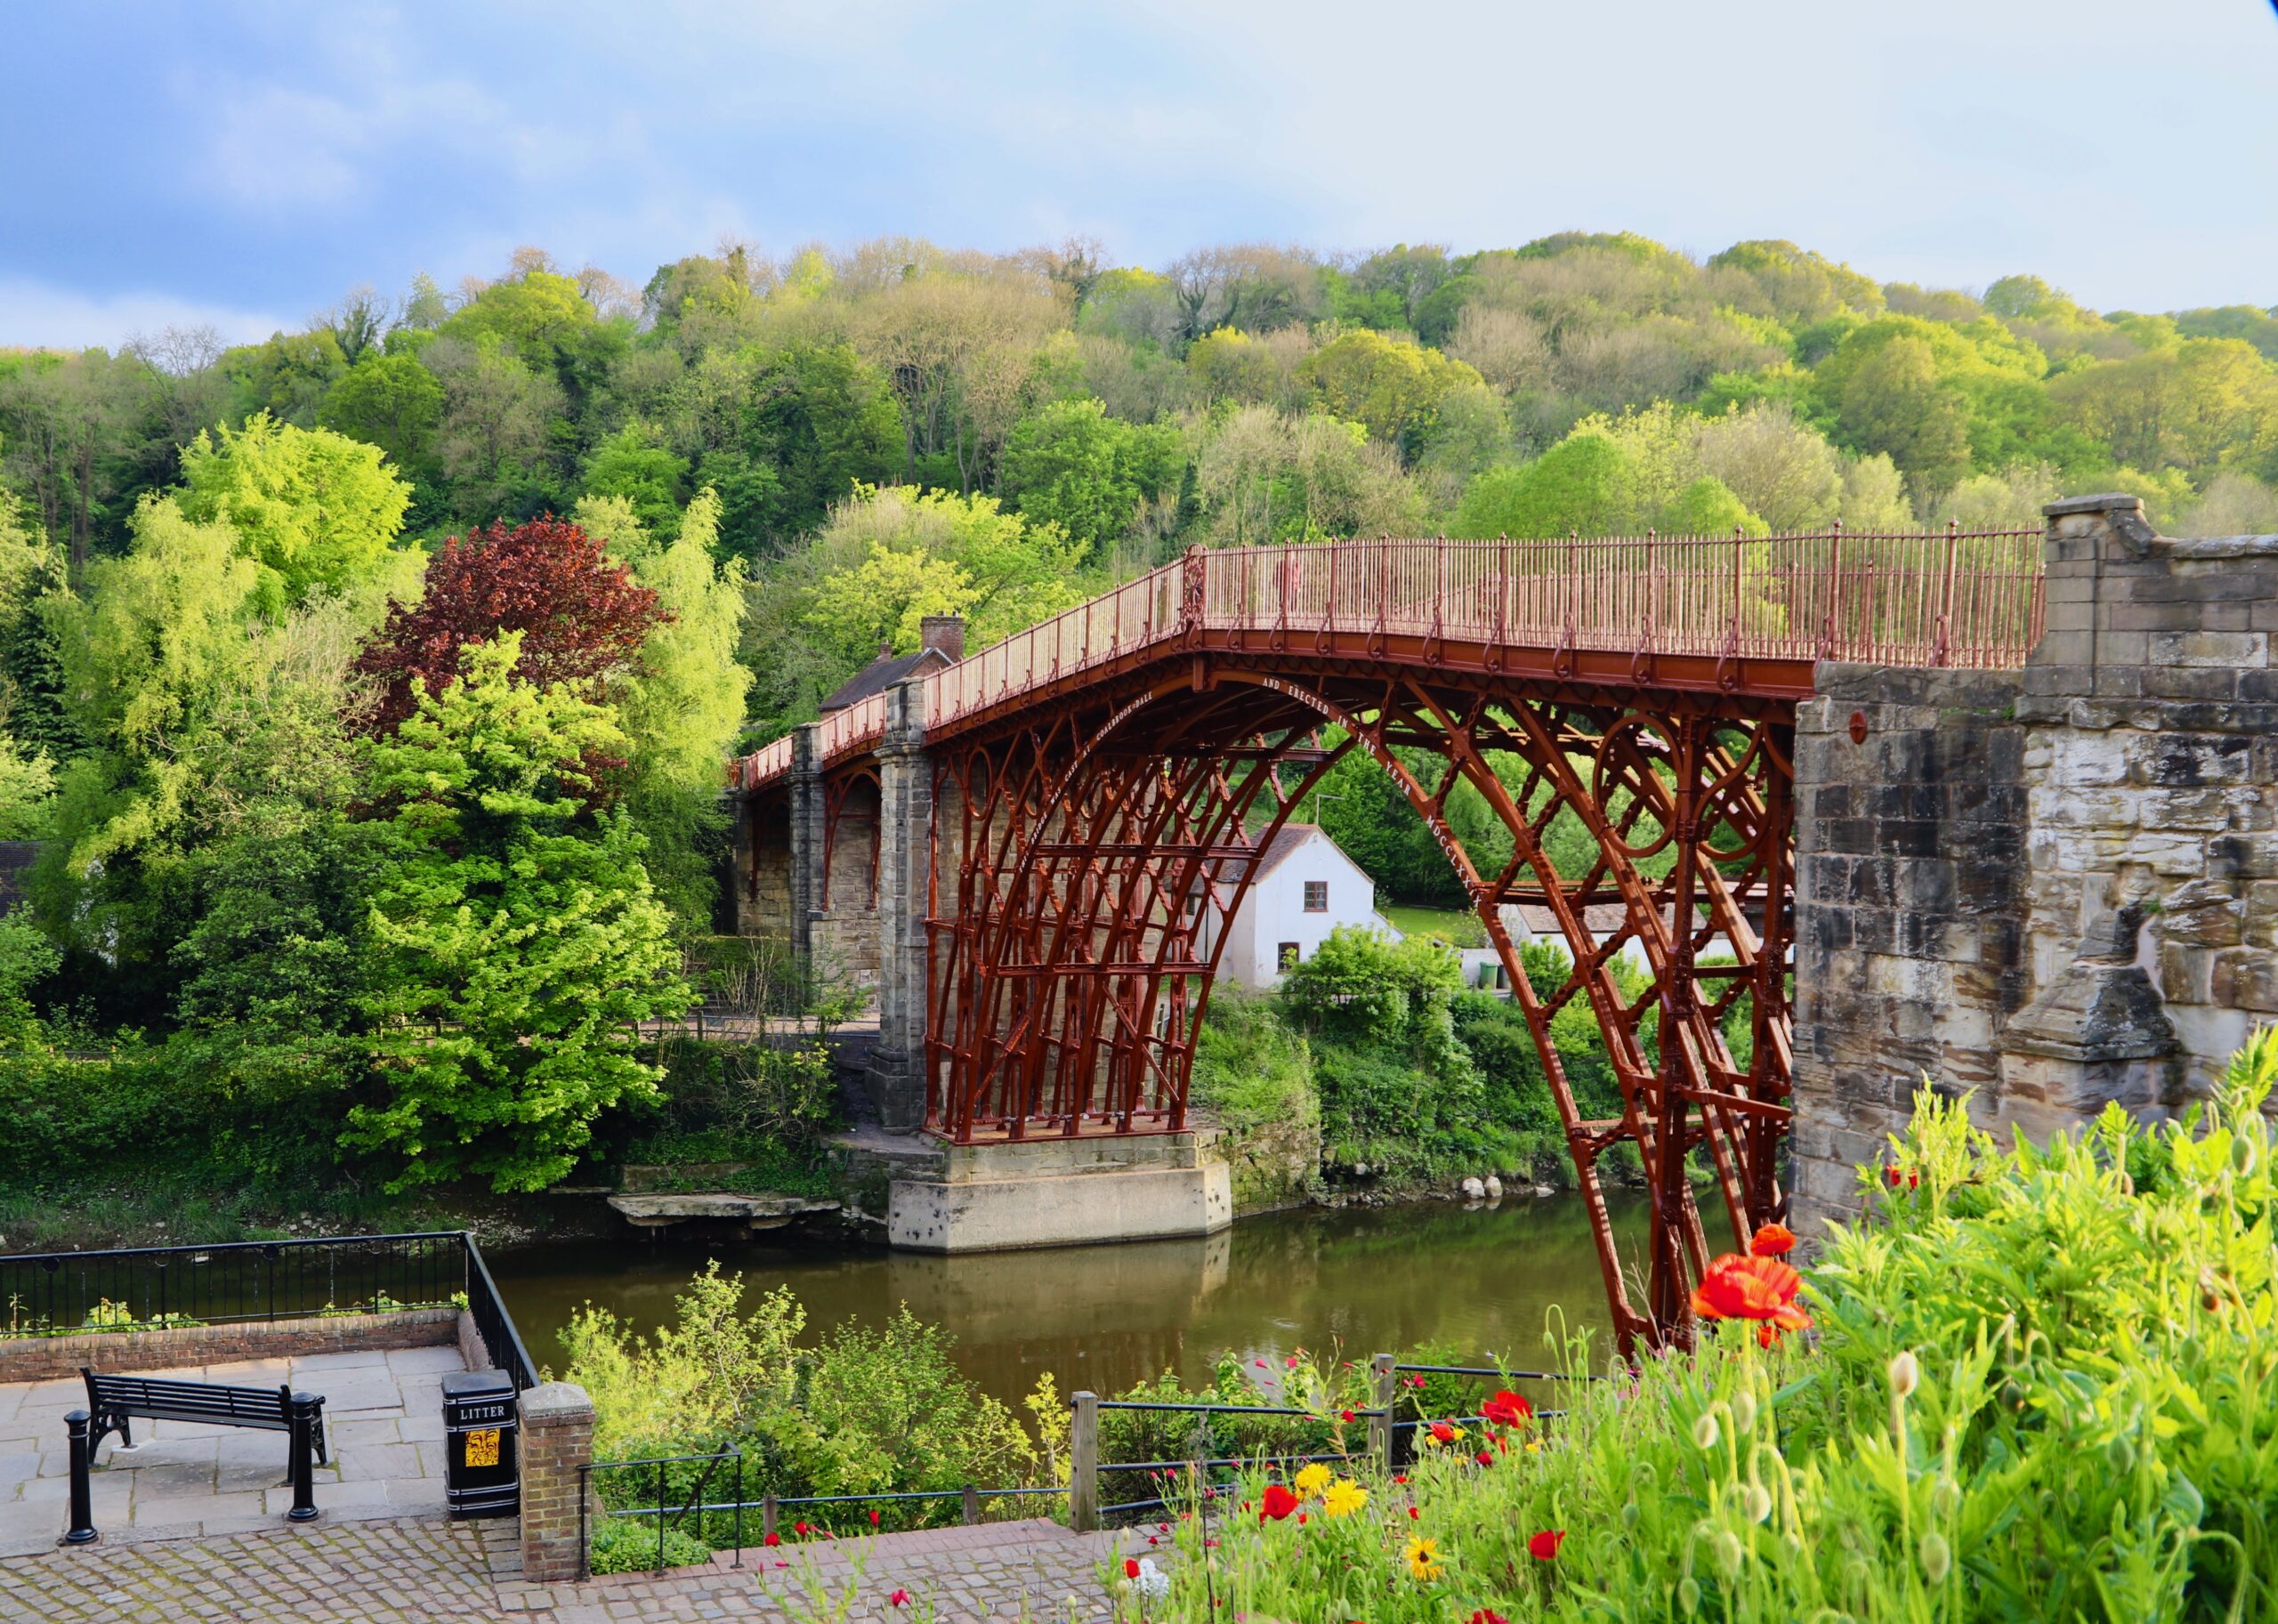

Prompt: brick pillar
[
  {"left": 866, "top": 678, "right": 933, "bottom": 1133},
  {"left": 518, "top": 1382, "right": 595, "bottom": 1585},
  {"left": 788, "top": 723, "right": 824, "bottom": 959}
]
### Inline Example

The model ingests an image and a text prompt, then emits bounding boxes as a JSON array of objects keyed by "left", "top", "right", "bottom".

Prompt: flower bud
[
  {"left": 1931, "top": 1478, "right": 1960, "bottom": 1519},
  {"left": 1621, "top": 1499, "right": 1640, "bottom": 1530},
  {"left": 1742, "top": 1483, "right": 1773, "bottom": 1524},
  {"left": 1888, "top": 1351, "right": 1919, "bottom": 1400},
  {"left": 1678, "top": 1576, "right": 1701, "bottom": 1615},
  {"left": 1713, "top": 1529, "right": 1745, "bottom": 1579},
  {"left": 1919, "top": 1531, "right": 1951, "bottom": 1585},
  {"left": 1732, "top": 1390, "right": 1757, "bottom": 1435},
  {"left": 1692, "top": 1412, "right": 1721, "bottom": 1451}
]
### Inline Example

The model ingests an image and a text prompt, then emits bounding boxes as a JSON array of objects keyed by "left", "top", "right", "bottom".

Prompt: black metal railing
[
  {"left": 0, "top": 1231, "right": 537, "bottom": 1390},
  {"left": 461, "top": 1234, "right": 538, "bottom": 1390},
  {"left": 580, "top": 1447, "right": 1065, "bottom": 1577}
]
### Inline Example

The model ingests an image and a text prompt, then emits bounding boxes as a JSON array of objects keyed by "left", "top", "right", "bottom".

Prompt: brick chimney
[{"left": 919, "top": 615, "right": 965, "bottom": 664}]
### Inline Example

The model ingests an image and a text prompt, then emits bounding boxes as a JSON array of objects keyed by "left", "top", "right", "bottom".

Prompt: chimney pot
[{"left": 920, "top": 615, "right": 965, "bottom": 663}]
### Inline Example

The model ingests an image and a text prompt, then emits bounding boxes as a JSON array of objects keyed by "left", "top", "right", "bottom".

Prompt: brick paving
[{"left": 0, "top": 1514, "right": 1135, "bottom": 1621}]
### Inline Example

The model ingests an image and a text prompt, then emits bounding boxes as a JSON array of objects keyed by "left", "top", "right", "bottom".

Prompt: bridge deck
[{"left": 735, "top": 528, "right": 2042, "bottom": 791}]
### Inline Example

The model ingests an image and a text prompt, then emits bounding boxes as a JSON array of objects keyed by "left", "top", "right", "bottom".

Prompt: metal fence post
[
  {"left": 962, "top": 1485, "right": 981, "bottom": 1525},
  {"left": 1069, "top": 1391, "right": 1099, "bottom": 1533},
  {"left": 287, "top": 1394, "right": 322, "bottom": 1523},
  {"left": 62, "top": 1410, "right": 97, "bottom": 1546},
  {"left": 762, "top": 1491, "right": 777, "bottom": 1540},
  {"left": 1370, "top": 1354, "right": 1398, "bottom": 1477}
]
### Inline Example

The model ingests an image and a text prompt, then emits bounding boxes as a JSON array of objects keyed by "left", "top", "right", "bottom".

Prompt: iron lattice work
[{"left": 739, "top": 528, "right": 2044, "bottom": 1353}]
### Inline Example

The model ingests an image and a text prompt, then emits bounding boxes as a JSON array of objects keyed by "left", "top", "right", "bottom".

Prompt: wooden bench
[{"left": 82, "top": 1368, "right": 328, "bottom": 1466}]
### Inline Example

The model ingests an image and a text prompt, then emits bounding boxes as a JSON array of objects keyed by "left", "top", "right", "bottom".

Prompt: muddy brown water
[{"left": 488, "top": 1192, "right": 1647, "bottom": 1409}]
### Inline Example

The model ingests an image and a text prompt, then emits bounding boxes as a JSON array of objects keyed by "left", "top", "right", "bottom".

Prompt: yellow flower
[
  {"left": 1403, "top": 1536, "right": 1444, "bottom": 1581},
  {"left": 1321, "top": 1478, "right": 1368, "bottom": 1518},
  {"left": 1294, "top": 1464, "right": 1334, "bottom": 1499}
]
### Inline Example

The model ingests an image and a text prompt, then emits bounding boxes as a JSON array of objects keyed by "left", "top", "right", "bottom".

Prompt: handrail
[
  {"left": 730, "top": 526, "right": 2046, "bottom": 791},
  {"left": 0, "top": 1231, "right": 538, "bottom": 1393}
]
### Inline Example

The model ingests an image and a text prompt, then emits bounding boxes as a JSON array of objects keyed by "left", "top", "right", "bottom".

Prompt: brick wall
[{"left": 0, "top": 1308, "right": 462, "bottom": 1385}]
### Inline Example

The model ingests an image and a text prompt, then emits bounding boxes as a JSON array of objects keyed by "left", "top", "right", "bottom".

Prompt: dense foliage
[
  {"left": 1193, "top": 928, "right": 1663, "bottom": 1194},
  {"left": 1139, "top": 1030, "right": 2278, "bottom": 1623}
]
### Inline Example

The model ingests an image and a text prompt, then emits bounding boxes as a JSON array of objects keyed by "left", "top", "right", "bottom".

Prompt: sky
[{"left": 3, "top": 0, "right": 2274, "bottom": 350}]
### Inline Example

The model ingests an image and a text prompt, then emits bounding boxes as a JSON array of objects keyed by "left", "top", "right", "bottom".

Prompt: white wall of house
[{"left": 1215, "top": 827, "right": 1399, "bottom": 990}]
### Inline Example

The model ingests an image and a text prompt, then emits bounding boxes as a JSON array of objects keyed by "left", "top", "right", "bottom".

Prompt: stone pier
[{"left": 1791, "top": 494, "right": 2278, "bottom": 1229}]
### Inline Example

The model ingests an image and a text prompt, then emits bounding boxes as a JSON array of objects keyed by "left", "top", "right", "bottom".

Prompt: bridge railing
[
  {"left": 1197, "top": 526, "right": 2043, "bottom": 667},
  {"left": 731, "top": 525, "right": 2043, "bottom": 789}
]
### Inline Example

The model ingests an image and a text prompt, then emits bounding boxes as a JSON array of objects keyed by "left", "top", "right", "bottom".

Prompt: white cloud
[{"left": 0, "top": 279, "right": 287, "bottom": 352}]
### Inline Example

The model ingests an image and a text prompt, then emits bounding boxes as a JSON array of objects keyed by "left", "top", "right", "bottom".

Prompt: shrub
[
  {"left": 566, "top": 1264, "right": 1061, "bottom": 1546},
  {"left": 589, "top": 1515, "right": 710, "bottom": 1575},
  {"left": 1131, "top": 1029, "right": 2278, "bottom": 1623}
]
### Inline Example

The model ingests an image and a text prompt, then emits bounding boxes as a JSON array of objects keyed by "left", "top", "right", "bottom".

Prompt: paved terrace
[
  {"left": 0, "top": 1345, "right": 467, "bottom": 1558},
  {"left": 0, "top": 1514, "right": 1134, "bottom": 1621}
]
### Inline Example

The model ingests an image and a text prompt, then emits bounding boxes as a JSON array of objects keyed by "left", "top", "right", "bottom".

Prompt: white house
[
  {"left": 1207, "top": 825, "right": 1401, "bottom": 989},
  {"left": 1457, "top": 903, "right": 1654, "bottom": 994}
]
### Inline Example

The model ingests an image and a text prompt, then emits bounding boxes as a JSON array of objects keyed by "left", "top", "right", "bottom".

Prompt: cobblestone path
[{"left": 0, "top": 1515, "right": 1132, "bottom": 1621}]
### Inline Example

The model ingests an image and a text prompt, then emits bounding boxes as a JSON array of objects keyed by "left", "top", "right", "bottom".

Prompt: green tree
[
  {"left": 176, "top": 413, "right": 416, "bottom": 606},
  {"left": 1829, "top": 331, "right": 1973, "bottom": 489},
  {"left": 617, "top": 489, "right": 752, "bottom": 931},
  {"left": 1450, "top": 433, "right": 1638, "bottom": 538},
  {"left": 318, "top": 352, "right": 445, "bottom": 479},
  {"left": 1000, "top": 397, "right": 1183, "bottom": 552},
  {"left": 352, "top": 634, "right": 691, "bottom": 1191},
  {"left": 1655, "top": 474, "right": 1765, "bottom": 537},
  {"left": 1299, "top": 330, "right": 1484, "bottom": 460},
  {"left": 581, "top": 423, "right": 689, "bottom": 539}
]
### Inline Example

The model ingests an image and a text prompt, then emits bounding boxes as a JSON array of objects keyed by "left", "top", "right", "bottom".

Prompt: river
[{"left": 488, "top": 1192, "right": 1646, "bottom": 1409}]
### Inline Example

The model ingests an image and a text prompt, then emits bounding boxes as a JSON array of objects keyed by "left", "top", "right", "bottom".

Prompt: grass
[{"left": 1380, "top": 903, "right": 1486, "bottom": 948}]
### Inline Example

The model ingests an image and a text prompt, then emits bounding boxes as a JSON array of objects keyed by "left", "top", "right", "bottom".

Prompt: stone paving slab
[
  {"left": 0, "top": 1345, "right": 473, "bottom": 1557},
  {"left": 0, "top": 1515, "right": 1135, "bottom": 1622}
]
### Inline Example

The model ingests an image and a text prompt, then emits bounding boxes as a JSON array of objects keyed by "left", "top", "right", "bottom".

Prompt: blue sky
[{"left": 4, "top": 0, "right": 2274, "bottom": 348}]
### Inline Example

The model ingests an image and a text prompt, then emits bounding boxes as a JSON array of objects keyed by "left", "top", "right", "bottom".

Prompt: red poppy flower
[
  {"left": 1474, "top": 1450, "right": 1493, "bottom": 1466},
  {"left": 1407, "top": 1506, "right": 1420, "bottom": 1520},
  {"left": 763, "top": 1531, "right": 780, "bottom": 1547},
  {"left": 1528, "top": 1529, "right": 1566, "bottom": 1561},
  {"left": 1297, "top": 1511, "right": 1308, "bottom": 1524},
  {"left": 889, "top": 1589, "right": 910, "bottom": 1608},
  {"left": 1481, "top": 1390, "right": 1532, "bottom": 1428},
  {"left": 1428, "top": 1421, "right": 1460, "bottom": 1445},
  {"left": 1691, "top": 1253, "right": 1814, "bottom": 1344},
  {"left": 1339, "top": 1409, "right": 1357, "bottom": 1423},
  {"left": 1259, "top": 1484, "right": 1300, "bottom": 1522},
  {"left": 868, "top": 1508, "right": 881, "bottom": 1527},
  {"left": 1749, "top": 1222, "right": 1797, "bottom": 1257},
  {"left": 1470, "top": 1612, "right": 1510, "bottom": 1624},
  {"left": 794, "top": 1521, "right": 811, "bottom": 1537},
  {"left": 1126, "top": 1558, "right": 1142, "bottom": 1580}
]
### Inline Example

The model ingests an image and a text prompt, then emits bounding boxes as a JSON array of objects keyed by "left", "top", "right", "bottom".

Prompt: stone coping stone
[{"left": 0, "top": 1309, "right": 462, "bottom": 1386}]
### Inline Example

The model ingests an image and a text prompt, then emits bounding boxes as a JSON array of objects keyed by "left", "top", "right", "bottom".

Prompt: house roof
[
  {"left": 1510, "top": 902, "right": 1639, "bottom": 940},
  {"left": 1254, "top": 823, "right": 1330, "bottom": 878},
  {"left": 819, "top": 647, "right": 953, "bottom": 713}
]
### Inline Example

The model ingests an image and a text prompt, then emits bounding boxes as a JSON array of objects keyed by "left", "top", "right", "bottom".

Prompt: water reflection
[{"left": 489, "top": 1193, "right": 1646, "bottom": 1410}]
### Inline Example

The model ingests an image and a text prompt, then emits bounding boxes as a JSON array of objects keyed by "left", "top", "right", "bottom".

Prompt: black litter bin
[{"left": 440, "top": 1369, "right": 519, "bottom": 1519}]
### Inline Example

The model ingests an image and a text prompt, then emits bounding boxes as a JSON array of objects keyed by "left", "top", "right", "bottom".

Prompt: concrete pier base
[{"left": 887, "top": 1131, "right": 1233, "bottom": 1252}]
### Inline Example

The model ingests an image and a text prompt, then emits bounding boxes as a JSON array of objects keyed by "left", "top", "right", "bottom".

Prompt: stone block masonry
[{"left": 1791, "top": 495, "right": 2278, "bottom": 1231}]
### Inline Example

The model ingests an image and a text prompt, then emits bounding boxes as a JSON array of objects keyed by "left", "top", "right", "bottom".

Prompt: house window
[
  {"left": 1278, "top": 941, "right": 1301, "bottom": 971},
  {"left": 1302, "top": 881, "right": 1329, "bottom": 913}
]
